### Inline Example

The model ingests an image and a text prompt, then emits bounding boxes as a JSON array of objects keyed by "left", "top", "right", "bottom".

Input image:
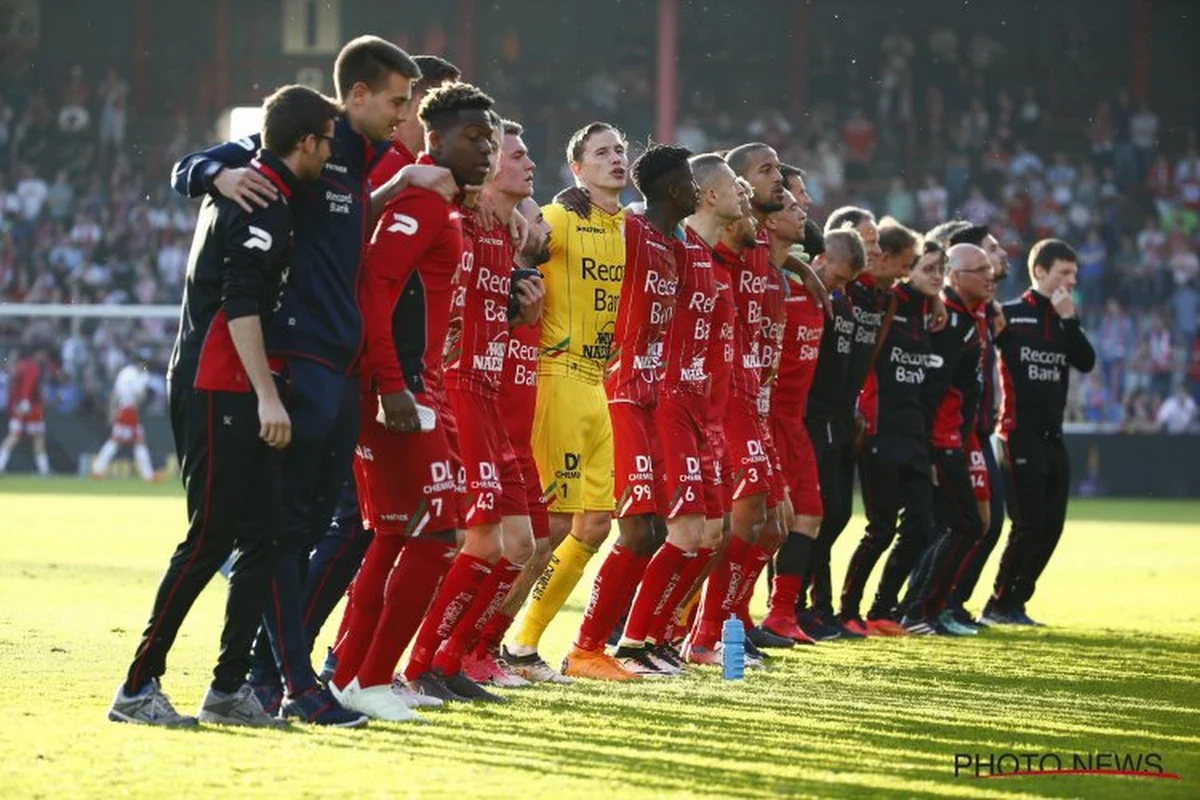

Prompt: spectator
[
  {"left": 884, "top": 177, "right": 916, "bottom": 224},
  {"left": 96, "top": 67, "right": 128, "bottom": 154},
  {"left": 1076, "top": 227, "right": 1107, "bottom": 308},
  {"left": 1098, "top": 299, "right": 1135, "bottom": 398},
  {"left": 917, "top": 173, "right": 948, "bottom": 229},
  {"left": 1156, "top": 384, "right": 1197, "bottom": 433},
  {"left": 1122, "top": 389, "right": 1160, "bottom": 433},
  {"left": 1145, "top": 315, "right": 1175, "bottom": 397}
]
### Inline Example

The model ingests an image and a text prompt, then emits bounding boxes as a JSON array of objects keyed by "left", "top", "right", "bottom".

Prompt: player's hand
[
  {"left": 514, "top": 273, "right": 545, "bottom": 326},
  {"left": 212, "top": 167, "right": 277, "bottom": 213},
  {"left": 508, "top": 206, "right": 529, "bottom": 251},
  {"left": 554, "top": 186, "right": 591, "bottom": 217},
  {"left": 1051, "top": 286, "right": 1076, "bottom": 319},
  {"left": 402, "top": 164, "right": 459, "bottom": 203},
  {"left": 380, "top": 390, "right": 420, "bottom": 433},
  {"left": 991, "top": 300, "right": 1007, "bottom": 336},
  {"left": 257, "top": 394, "right": 292, "bottom": 449},
  {"left": 929, "top": 295, "right": 949, "bottom": 332}
]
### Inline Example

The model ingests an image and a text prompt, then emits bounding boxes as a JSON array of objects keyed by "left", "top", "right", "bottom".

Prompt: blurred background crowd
[{"left": 1, "top": 0, "right": 1196, "bottom": 433}]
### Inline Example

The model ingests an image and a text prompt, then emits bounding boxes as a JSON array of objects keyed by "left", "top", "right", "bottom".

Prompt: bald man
[{"left": 899, "top": 243, "right": 992, "bottom": 632}]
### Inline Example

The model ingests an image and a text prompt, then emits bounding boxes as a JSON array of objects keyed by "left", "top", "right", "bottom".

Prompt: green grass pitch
[{"left": 1, "top": 478, "right": 1197, "bottom": 798}]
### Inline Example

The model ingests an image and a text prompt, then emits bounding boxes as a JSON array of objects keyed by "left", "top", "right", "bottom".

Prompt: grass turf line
[{"left": 1, "top": 477, "right": 1197, "bottom": 798}]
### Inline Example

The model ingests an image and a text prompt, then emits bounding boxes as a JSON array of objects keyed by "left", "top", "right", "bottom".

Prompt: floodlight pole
[{"left": 655, "top": 0, "right": 678, "bottom": 144}]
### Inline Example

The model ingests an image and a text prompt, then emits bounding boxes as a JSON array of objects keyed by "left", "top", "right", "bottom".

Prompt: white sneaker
[
  {"left": 342, "top": 683, "right": 425, "bottom": 722},
  {"left": 328, "top": 677, "right": 358, "bottom": 705},
  {"left": 391, "top": 675, "right": 444, "bottom": 708}
]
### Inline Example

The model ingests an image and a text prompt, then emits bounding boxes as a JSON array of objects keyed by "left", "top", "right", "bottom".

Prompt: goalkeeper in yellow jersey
[{"left": 501, "top": 122, "right": 628, "bottom": 681}]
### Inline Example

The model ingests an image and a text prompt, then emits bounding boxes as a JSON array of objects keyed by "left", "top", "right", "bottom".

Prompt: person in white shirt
[
  {"left": 92, "top": 359, "right": 158, "bottom": 480},
  {"left": 1156, "top": 385, "right": 1197, "bottom": 434}
]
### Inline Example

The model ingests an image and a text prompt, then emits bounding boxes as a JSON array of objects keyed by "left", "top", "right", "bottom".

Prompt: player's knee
[
  {"left": 532, "top": 535, "right": 553, "bottom": 566},
  {"left": 548, "top": 512, "right": 572, "bottom": 544},
  {"left": 576, "top": 511, "right": 612, "bottom": 547}
]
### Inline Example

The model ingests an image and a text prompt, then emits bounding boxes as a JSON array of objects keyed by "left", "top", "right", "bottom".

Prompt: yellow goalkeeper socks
[{"left": 511, "top": 534, "right": 597, "bottom": 652}]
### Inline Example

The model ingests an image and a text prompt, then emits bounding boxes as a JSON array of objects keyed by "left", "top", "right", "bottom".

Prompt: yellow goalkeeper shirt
[{"left": 537, "top": 202, "right": 626, "bottom": 383}]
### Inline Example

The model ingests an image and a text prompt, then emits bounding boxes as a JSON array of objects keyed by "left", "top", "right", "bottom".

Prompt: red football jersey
[
  {"left": 497, "top": 319, "right": 540, "bottom": 448},
  {"left": 360, "top": 156, "right": 465, "bottom": 398},
  {"left": 9, "top": 357, "right": 42, "bottom": 409},
  {"left": 444, "top": 215, "right": 514, "bottom": 397},
  {"left": 771, "top": 275, "right": 825, "bottom": 423},
  {"left": 661, "top": 226, "right": 717, "bottom": 399},
  {"left": 758, "top": 263, "right": 787, "bottom": 417},
  {"left": 728, "top": 234, "right": 770, "bottom": 403},
  {"left": 368, "top": 140, "right": 416, "bottom": 189},
  {"left": 707, "top": 242, "right": 739, "bottom": 429},
  {"left": 605, "top": 212, "right": 679, "bottom": 407}
]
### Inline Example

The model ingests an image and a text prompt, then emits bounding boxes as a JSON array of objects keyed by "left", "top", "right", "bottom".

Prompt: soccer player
[
  {"left": 91, "top": 359, "right": 157, "bottom": 481},
  {"left": 550, "top": 144, "right": 695, "bottom": 678},
  {"left": 404, "top": 118, "right": 546, "bottom": 695},
  {"left": 473, "top": 196, "right": 564, "bottom": 682},
  {"left": 761, "top": 184, "right": 830, "bottom": 644},
  {"left": 0, "top": 347, "right": 51, "bottom": 476},
  {"left": 898, "top": 243, "right": 991, "bottom": 633},
  {"left": 327, "top": 83, "right": 496, "bottom": 720},
  {"left": 838, "top": 225, "right": 945, "bottom": 635},
  {"left": 304, "top": 54, "right": 466, "bottom": 663},
  {"left": 985, "top": 239, "right": 1095, "bottom": 625},
  {"left": 171, "top": 36, "right": 443, "bottom": 724},
  {"left": 503, "top": 123, "right": 629, "bottom": 679},
  {"left": 108, "top": 85, "right": 338, "bottom": 727}
]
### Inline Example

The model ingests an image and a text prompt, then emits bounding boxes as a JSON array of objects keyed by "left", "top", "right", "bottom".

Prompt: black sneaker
[
  {"left": 281, "top": 685, "right": 368, "bottom": 727},
  {"left": 981, "top": 599, "right": 1019, "bottom": 626},
  {"left": 748, "top": 625, "right": 795, "bottom": 649},
  {"left": 949, "top": 606, "right": 984, "bottom": 630},
  {"left": 614, "top": 645, "right": 671, "bottom": 677},
  {"left": 827, "top": 610, "right": 867, "bottom": 639},
  {"left": 408, "top": 671, "right": 470, "bottom": 703},
  {"left": 743, "top": 636, "right": 771, "bottom": 661},
  {"left": 650, "top": 643, "right": 686, "bottom": 672},
  {"left": 1009, "top": 607, "right": 1045, "bottom": 627},
  {"left": 798, "top": 610, "right": 841, "bottom": 641},
  {"left": 899, "top": 615, "right": 937, "bottom": 636},
  {"left": 439, "top": 670, "right": 509, "bottom": 703}
]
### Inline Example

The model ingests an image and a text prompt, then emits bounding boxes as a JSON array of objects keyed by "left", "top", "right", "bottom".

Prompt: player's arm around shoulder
[{"left": 367, "top": 187, "right": 450, "bottom": 277}]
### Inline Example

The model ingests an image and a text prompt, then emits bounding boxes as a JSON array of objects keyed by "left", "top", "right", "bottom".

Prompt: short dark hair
[
  {"left": 878, "top": 218, "right": 920, "bottom": 255},
  {"left": 566, "top": 122, "right": 623, "bottom": 164},
  {"left": 689, "top": 153, "right": 729, "bottom": 189},
  {"left": 724, "top": 142, "right": 771, "bottom": 177},
  {"left": 501, "top": 119, "right": 524, "bottom": 137},
  {"left": 925, "top": 219, "right": 972, "bottom": 249},
  {"left": 948, "top": 224, "right": 989, "bottom": 247},
  {"left": 334, "top": 35, "right": 420, "bottom": 102},
  {"left": 824, "top": 205, "right": 875, "bottom": 234},
  {"left": 632, "top": 143, "right": 693, "bottom": 200},
  {"left": 780, "top": 163, "right": 807, "bottom": 184},
  {"left": 826, "top": 228, "right": 866, "bottom": 272},
  {"left": 417, "top": 81, "right": 495, "bottom": 134},
  {"left": 260, "top": 84, "right": 340, "bottom": 156},
  {"left": 801, "top": 218, "right": 825, "bottom": 257},
  {"left": 1028, "top": 238, "right": 1077, "bottom": 278},
  {"left": 413, "top": 55, "right": 461, "bottom": 88}
]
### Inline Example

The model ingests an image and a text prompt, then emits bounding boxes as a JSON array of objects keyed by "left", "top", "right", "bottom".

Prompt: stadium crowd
[{"left": 3, "top": 34, "right": 1199, "bottom": 432}]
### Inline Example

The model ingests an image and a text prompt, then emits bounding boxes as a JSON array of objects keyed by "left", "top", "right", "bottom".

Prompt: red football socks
[
  {"left": 575, "top": 544, "right": 650, "bottom": 652},
  {"left": 650, "top": 547, "right": 713, "bottom": 644},
  {"left": 355, "top": 536, "right": 456, "bottom": 688},
  {"left": 404, "top": 552, "right": 493, "bottom": 681},
  {"left": 622, "top": 542, "right": 688, "bottom": 644},
  {"left": 692, "top": 535, "right": 751, "bottom": 648},
  {"left": 329, "top": 535, "right": 403, "bottom": 689},
  {"left": 433, "top": 558, "right": 522, "bottom": 675}
]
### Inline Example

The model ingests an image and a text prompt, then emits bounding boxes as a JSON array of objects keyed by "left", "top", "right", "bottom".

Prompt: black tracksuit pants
[
  {"left": 840, "top": 436, "right": 933, "bottom": 619},
  {"left": 948, "top": 437, "right": 1005, "bottom": 608},
  {"left": 124, "top": 381, "right": 282, "bottom": 695},
  {"left": 901, "top": 447, "right": 984, "bottom": 619},
  {"left": 801, "top": 417, "right": 856, "bottom": 616},
  {"left": 991, "top": 433, "right": 1071, "bottom": 609}
]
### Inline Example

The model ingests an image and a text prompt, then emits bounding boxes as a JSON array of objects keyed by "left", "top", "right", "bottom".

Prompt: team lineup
[{"left": 104, "top": 35, "right": 1096, "bottom": 729}]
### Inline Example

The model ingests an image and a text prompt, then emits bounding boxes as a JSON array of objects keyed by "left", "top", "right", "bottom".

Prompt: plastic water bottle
[{"left": 722, "top": 616, "right": 744, "bottom": 680}]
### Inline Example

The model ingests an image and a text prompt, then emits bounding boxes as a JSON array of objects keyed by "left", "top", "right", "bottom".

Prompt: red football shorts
[
  {"left": 966, "top": 432, "right": 991, "bottom": 502},
  {"left": 724, "top": 399, "right": 769, "bottom": 501},
  {"left": 770, "top": 414, "right": 823, "bottom": 518},
  {"left": 354, "top": 391, "right": 462, "bottom": 536},
  {"left": 655, "top": 394, "right": 711, "bottom": 520},
  {"left": 448, "top": 387, "right": 527, "bottom": 527},
  {"left": 702, "top": 424, "right": 730, "bottom": 520},
  {"left": 610, "top": 400, "right": 665, "bottom": 518},
  {"left": 111, "top": 406, "right": 144, "bottom": 445},
  {"left": 8, "top": 402, "right": 44, "bottom": 436}
]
